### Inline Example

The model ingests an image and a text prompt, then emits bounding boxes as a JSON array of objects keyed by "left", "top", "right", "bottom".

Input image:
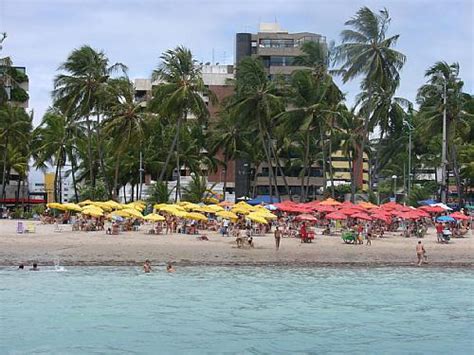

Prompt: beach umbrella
[
  {"left": 231, "top": 207, "right": 251, "bottom": 215},
  {"left": 352, "top": 213, "right": 373, "bottom": 221},
  {"left": 90, "top": 202, "right": 112, "bottom": 212},
  {"left": 78, "top": 199, "right": 94, "bottom": 206},
  {"left": 122, "top": 208, "right": 144, "bottom": 219},
  {"left": 144, "top": 213, "right": 165, "bottom": 222},
  {"left": 104, "top": 200, "right": 122, "bottom": 210},
  {"left": 371, "top": 214, "right": 391, "bottom": 224},
  {"left": 326, "top": 212, "right": 347, "bottom": 220},
  {"left": 62, "top": 203, "right": 82, "bottom": 212},
  {"left": 437, "top": 216, "right": 455, "bottom": 223},
  {"left": 186, "top": 212, "right": 208, "bottom": 221},
  {"left": 315, "top": 205, "right": 337, "bottom": 213},
  {"left": 182, "top": 202, "right": 201, "bottom": 211},
  {"left": 431, "top": 203, "right": 452, "bottom": 211},
  {"left": 420, "top": 205, "right": 445, "bottom": 213},
  {"left": 338, "top": 208, "right": 360, "bottom": 216},
  {"left": 415, "top": 209, "right": 430, "bottom": 218},
  {"left": 81, "top": 208, "right": 103, "bottom": 217},
  {"left": 246, "top": 213, "right": 268, "bottom": 224},
  {"left": 449, "top": 212, "right": 469, "bottom": 221},
  {"left": 295, "top": 214, "right": 318, "bottom": 222},
  {"left": 253, "top": 209, "right": 277, "bottom": 220},
  {"left": 218, "top": 200, "right": 234, "bottom": 207},
  {"left": 111, "top": 210, "right": 133, "bottom": 218},
  {"left": 265, "top": 204, "right": 278, "bottom": 211},
  {"left": 358, "top": 202, "right": 378, "bottom": 210},
  {"left": 216, "top": 211, "right": 238, "bottom": 220},
  {"left": 319, "top": 198, "right": 341, "bottom": 206},
  {"left": 46, "top": 202, "right": 67, "bottom": 210}
]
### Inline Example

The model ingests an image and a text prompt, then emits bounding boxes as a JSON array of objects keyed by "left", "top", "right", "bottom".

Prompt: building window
[
  {"left": 259, "top": 39, "right": 295, "bottom": 48},
  {"left": 269, "top": 56, "right": 295, "bottom": 67}
]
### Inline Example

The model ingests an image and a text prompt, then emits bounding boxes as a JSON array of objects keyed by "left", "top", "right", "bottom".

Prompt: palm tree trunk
[
  {"left": 1, "top": 136, "right": 9, "bottom": 201},
  {"left": 319, "top": 122, "right": 327, "bottom": 196},
  {"left": 328, "top": 138, "right": 335, "bottom": 198},
  {"left": 85, "top": 115, "right": 95, "bottom": 197},
  {"left": 70, "top": 149, "right": 79, "bottom": 203},
  {"left": 15, "top": 176, "right": 21, "bottom": 208},
  {"left": 349, "top": 151, "right": 355, "bottom": 202},
  {"left": 301, "top": 131, "right": 310, "bottom": 202},
  {"left": 123, "top": 185, "right": 127, "bottom": 203},
  {"left": 175, "top": 117, "right": 182, "bottom": 203},
  {"left": 96, "top": 114, "right": 112, "bottom": 199},
  {"left": 158, "top": 124, "right": 179, "bottom": 182},
  {"left": 223, "top": 154, "right": 228, "bottom": 200},
  {"left": 259, "top": 127, "right": 277, "bottom": 202},
  {"left": 54, "top": 155, "right": 60, "bottom": 203},
  {"left": 266, "top": 132, "right": 292, "bottom": 200},
  {"left": 450, "top": 144, "right": 463, "bottom": 206},
  {"left": 112, "top": 151, "right": 122, "bottom": 200}
]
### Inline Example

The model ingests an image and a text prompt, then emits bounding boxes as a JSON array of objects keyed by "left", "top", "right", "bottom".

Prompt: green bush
[
  {"left": 9, "top": 68, "right": 28, "bottom": 83},
  {"left": 32, "top": 205, "right": 45, "bottom": 216}
]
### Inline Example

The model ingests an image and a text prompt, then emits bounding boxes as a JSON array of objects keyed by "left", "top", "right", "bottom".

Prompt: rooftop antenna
[{"left": 222, "top": 51, "right": 227, "bottom": 65}]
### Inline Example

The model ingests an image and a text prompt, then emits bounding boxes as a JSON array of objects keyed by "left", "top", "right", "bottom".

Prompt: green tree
[{"left": 150, "top": 46, "right": 212, "bottom": 201}]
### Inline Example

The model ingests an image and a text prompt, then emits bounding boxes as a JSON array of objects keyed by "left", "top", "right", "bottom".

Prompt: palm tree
[
  {"left": 229, "top": 57, "right": 285, "bottom": 201},
  {"left": 33, "top": 108, "right": 83, "bottom": 202},
  {"left": 102, "top": 78, "right": 146, "bottom": 199},
  {"left": 53, "top": 45, "right": 126, "bottom": 196},
  {"left": 0, "top": 106, "right": 32, "bottom": 201},
  {"left": 335, "top": 7, "right": 406, "bottom": 191},
  {"left": 150, "top": 46, "right": 212, "bottom": 201},
  {"left": 417, "top": 62, "right": 472, "bottom": 204}
]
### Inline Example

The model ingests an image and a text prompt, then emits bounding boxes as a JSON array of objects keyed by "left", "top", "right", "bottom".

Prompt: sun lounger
[
  {"left": 16, "top": 221, "right": 24, "bottom": 234},
  {"left": 25, "top": 222, "right": 36, "bottom": 233}
]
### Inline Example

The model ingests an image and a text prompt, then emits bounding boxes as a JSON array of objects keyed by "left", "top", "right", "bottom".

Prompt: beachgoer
[
  {"left": 274, "top": 226, "right": 281, "bottom": 250},
  {"left": 236, "top": 229, "right": 244, "bottom": 248},
  {"left": 30, "top": 263, "right": 39, "bottom": 271},
  {"left": 366, "top": 230, "right": 372, "bottom": 246},
  {"left": 435, "top": 222, "right": 444, "bottom": 242},
  {"left": 18, "top": 264, "right": 24, "bottom": 270},
  {"left": 416, "top": 241, "right": 426, "bottom": 266},
  {"left": 143, "top": 259, "right": 152, "bottom": 273},
  {"left": 167, "top": 263, "right": 175, "bottom": 273}
]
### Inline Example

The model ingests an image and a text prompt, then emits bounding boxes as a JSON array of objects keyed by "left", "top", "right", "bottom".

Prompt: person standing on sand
[
  {"left": 416, "top": 241, "right": 426, "bottom": 266},
  {"left": 274, "top": 226, "right": 281, "bottom": 250},
  {"left": 143, "top": 259, "right": 152, "bottom": 273}
]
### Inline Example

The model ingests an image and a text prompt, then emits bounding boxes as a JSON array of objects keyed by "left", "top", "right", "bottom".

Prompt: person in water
[
  {"left": 30, "top": 263, "right": 39, "bottom": 271},
  {"left": 416, "top": 241, "right": 426, "bottom": 266},
  {"left": 167, "top": 263, "right": 175, "bottom": 273},
  {"left": 18, "top": 264, "right": 24, "bottom": 270},
  {"left": 143, "top": 259, "right": 152, "bottom": 273}
]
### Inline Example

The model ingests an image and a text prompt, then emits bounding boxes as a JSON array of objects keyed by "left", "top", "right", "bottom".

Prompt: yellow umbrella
[
  {"left": 111, "top": 210, "right": 132, "bottom": 218},
  {"left": 144, "top": 213, "right": 166, "bottom": 222},
  {"left": 82, "top": 208, "right": 103, "bottom": 217},
  {"left": 105, "top": 200, "right": 122, "bottom": 210},
  {"left": 185, "top": 212, "right": 208, "bottom": 221},
  {"left": 216, "top": 211, "right": 238, "bottom": 220},
  {"left": 47, "top": 202, "right": 66, "bottom": 210},
  {"left": 232, "top": 207, "right": 251, "bottom": 215},
  {"left": 254, "top": 211, "right": 277, "bottom": 220},
  {"left": 153, "top": 203, "right": 168, "bottom": 210},
  {"left": 122, "top": 208, "right": 144, "bottom": 219},
  {"left": 218, "top": 201, "right": 234, "bottom": 207},
  {"left": 62, "top": 203, "right": 82, "bottom": 212},
  {"left": 78, "top": 199, "right": 93, "bottom": 206},
  {"left": 89, "top": 202, "right": 112, "bottom": 212},
  {"left": 206, "top": 204, "right": 224, "bottom": 212},
  {"left": 247, "top": 213, "right": 268, "bottom": 224},
  {"left": 183, "top": 203, "right": 202, "bottom": 211}
]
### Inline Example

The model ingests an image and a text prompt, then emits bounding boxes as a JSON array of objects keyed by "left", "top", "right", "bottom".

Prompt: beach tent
[
  {"left": 247, "top": 196, "right": 279, "bottom": 205},
  {"left": 417, "top": 199, "right": 437, "bottom": 206}
]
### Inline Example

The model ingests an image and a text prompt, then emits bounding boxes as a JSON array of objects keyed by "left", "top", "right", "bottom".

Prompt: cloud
[{"left": 1, "top": 0, "right": 472, "bottom": 125}]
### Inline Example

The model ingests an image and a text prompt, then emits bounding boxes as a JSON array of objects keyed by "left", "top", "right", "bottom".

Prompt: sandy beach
[{"left": 0, "top": 219, "right": 472, "bottom": 267}]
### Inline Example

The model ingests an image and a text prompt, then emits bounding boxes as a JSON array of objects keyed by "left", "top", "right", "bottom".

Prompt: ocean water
[{"left": 0, "top": 266, "right": 473, "bottom": 354}]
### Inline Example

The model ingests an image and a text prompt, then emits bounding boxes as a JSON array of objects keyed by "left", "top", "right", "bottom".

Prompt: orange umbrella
[
  {"left": 319, "top": 198, "right": 341, "bottom": 206},
  {"left": 326, "top": 212, "right": 347, "bottom": 220}
]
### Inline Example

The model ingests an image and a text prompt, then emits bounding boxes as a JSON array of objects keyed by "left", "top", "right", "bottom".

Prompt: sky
[{"left": 1, "top": 0, "right": 473, "bottom": 127}]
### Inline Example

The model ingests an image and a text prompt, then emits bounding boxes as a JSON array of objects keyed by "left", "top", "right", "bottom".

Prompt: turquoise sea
[{"left": 1, "top": 266, "right": 473, "bottom": 354}]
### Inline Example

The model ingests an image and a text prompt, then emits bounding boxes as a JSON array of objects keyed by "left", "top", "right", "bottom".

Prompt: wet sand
[{"left": 0, "top": 219, "right": 472, "bottom": 267}]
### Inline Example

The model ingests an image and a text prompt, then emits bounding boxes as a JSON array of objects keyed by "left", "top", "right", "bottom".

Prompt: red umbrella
[
  {"left": 415, "top": 209, "right": 430, "bottom": 218},
  {"left": 326, "top": 212, "right": 348, "bottom": 220},
  {"left": 338, "top": 208, "right": 360, "bottom": 216},
  {"left": 398, "top": 211, "right": 421, "bottom": 220},
  {"left": 449, "top": 212, "right": 469, "bottom": 221},
  {"left": 352, "top": 213, "right": 373, "bottom": 221},
  {"left": 315, "top": 205, "right": 336, "bottom": 213},
  {"left": 371, "top": 214, "right": 392, "bottom": 224},
  {"left": 295, "top": 214, "right": 318, "bottom": 222},
  {"left": 420, "top": 205, "right": 445, "bottom": 213}
]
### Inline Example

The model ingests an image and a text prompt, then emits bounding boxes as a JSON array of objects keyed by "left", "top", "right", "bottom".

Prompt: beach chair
[
  {"left": 16, "top": 221, "right": 24, "bottom": 234},
  {"left": 25, "top": 222, "right": 36, "bottom": 233}
]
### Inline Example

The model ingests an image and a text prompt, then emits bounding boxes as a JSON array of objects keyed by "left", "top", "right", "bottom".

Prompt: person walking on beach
[
  {"left": 274, "top": 226, "right": 281, "bottom": 250},
  {"left": 143, "top": 259, "right": 152, "bottom": 273},
  {"left": 416, "top": 241, "right": 426, "bottom": 266}
]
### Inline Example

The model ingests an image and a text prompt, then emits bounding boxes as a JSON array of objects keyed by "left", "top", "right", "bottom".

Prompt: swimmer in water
[
  {"left": 30, "top": 263, "right": 39, "bottom": 271},
  {"left": 166, "top": 263, "right": 175, "bottom": 273},
  {"left": 18, "top": 264, "right": 24, "bottom": 270},
  {"left": 143, "top": 259, "right": 152, "bottom": 273}
]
